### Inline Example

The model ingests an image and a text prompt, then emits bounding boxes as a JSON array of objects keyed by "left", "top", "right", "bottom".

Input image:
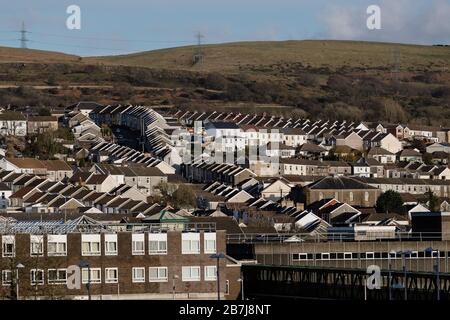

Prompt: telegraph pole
[
  {"left": 193, "top": 32, "right": 204, "bottom": 65},
  {"left": 20, "top": 21, "right": 28, "bottom": 49}
]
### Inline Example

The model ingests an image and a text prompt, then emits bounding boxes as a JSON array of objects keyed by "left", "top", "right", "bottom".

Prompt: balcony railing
[{"left": 226, "top": 231, "right": 447, "bottom": 244}]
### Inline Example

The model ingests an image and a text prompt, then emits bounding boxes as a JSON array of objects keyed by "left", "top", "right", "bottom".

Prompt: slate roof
[{"left": 307, "top": 176, "right": 377, "bottom": 190}]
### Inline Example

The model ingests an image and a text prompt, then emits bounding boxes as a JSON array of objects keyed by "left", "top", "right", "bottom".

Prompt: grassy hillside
[
  {"left": 0, "top": 41, "right": 448, "bottom": 126},
  {"left": 0, "top": 47, "right": 80, "bottom": 64},
  {"left": 92, "top": 40, "right": 450, "bottom": 72}
]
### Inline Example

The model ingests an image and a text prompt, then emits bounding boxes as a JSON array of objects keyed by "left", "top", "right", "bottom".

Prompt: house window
[
  {"left": 204, "top": 266, "right": 217, "bottom": 281},
  {"left": 30, "top": 235, "right": 44, "bottom": 256},
  {"left": 1, "top": 270, "right": 12, "bottom": 286},
  {"left": 204, "top": 233, "right": 216, "bottom": 254},
  {"left": 225, "top": 280, "right": 230, "bottom": 295},
  {"left": 81, "top": 234, "right": 101, "bottom": 256},
  {"left": 182, "top": 266, "right": 201, "bottom": 281},
  {"left": 366, "top": 252, "right": 375, "bottom": 260},
  {"left": 344, "top": 252, "right": 352, "bottom": 260},
  {"left": 105, "top": 234, "right": 118, "bottom": 256},
  {"left": 47, "top": 235, "right": 67, "bottom": 256},
  {"left": 148, "top": 234, "right": 167, "bottom": 255},
  {"left": 105, "top": 268, "right": 118, "bottom": 284},
  {"left": 293, "top": 253, "right": 308, "bottom": 261},
  {"left": 30, "top": 269, "right": 45, "bottom": 286},
  {"left": 48, "top": 269, "right": 67, "bottom": 285},
  {"left": 148, "top": 267, "right": 168, "bottom": 282},
  {"left": 82, "top": 268, "right": 101, "bottom": 284},
  {"left": 132, "top": 267, "right": 145, "bottom": 283},
  {"left": 182, "top": 233, "right": 200, "bottom": 254},
  {"left": 321, "top": 253, "right": 330, "bottom": 260},
  {"left": 132, "top": 234, "right": 145, "bottom": 255},
  {"left": 2, "top": 235, "right": 15, "bottom": 257}
]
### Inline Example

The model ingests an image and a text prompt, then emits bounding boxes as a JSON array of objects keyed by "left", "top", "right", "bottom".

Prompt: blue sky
[{"left": 0, "top": 0, "right": 449, "bottom": 56}]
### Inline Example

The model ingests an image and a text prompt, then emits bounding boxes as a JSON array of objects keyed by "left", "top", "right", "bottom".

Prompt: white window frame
[
  {"left": 182, "top": 233, "right": 200, "bottom": 254},
  {"left": 344, "top": 252, "right": 352, "bottom": 260},
  {"left": 204, "top": 233, "right": 217, "bottom": 254},
  {"left": 81, "top": 234, "right": 101, "bottom": 256},
  {"left": 182, "top": 266, "right": 201, "bottom": 282},
  {"left": 204, "top": 266, "right": 217, "bottom": 281},
  {"left": 132, "top": 234, "right": 145, "bottom": 256},
  {"left": 30, "top": 269, "right": 45, "bottom": 286},
  {"left": 104, "top": 234, "right": 118, "bottom": 256},
  {"left": 105, "top": 268, "right": 119, "bottom": 284},
  {"left": 47, "top": 235, "right": 67, "bottom": 257},
  {"left": 297, "top": 253, "right": 308, "bottom": 261},
  {"left": 30, "top": 235, "right": 44, "bottom": 257},
  {"left": 82, "top": 268, "right": 102, "bottom": 284},
  {"left": 148, "top": 234, "right": 167, "bottom": 255},
  {"left": 132, "top": 267, "right": 145, "bottom": 283},
  {"left": 321, "top": 253, "right": 330, "bottom": 260},
  {"left": 2, "top": 235, "right": 15, "bottom": 258},
  {"left": 1, "top": 270, "right": 12, "bottom": 286},
  {"left": 148, "top": 267, "right": 168, "bottom": 282},
  {"left": 366, "top": 252, "right": 375, "bottom": 260},
  {"left": 48, "top": 269, "right": 67, "bottom": 285}
]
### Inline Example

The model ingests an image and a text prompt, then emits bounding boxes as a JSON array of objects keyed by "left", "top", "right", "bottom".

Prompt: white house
[
  {"left": 261, "top": 179, "right": 292, "bottom": 201},
  {"left": 281, "top": 128, "right": 307, "bottom": 147},
  {"left": 0, "top": 112, "right": 27, "bottom": 136},
  {"left": 265, "top": 142, "right": 296, "bottom": 158},
  {"left": 0, "top": 183, "right": 12, "bottom": 209},
  {"left": 205, "top": 122, "right": 245, "bottom": 153}
]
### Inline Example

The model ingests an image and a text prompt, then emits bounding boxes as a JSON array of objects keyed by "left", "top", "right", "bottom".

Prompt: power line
[
  {"left": 0, "top": 29, "right": 193, "bottom": 44},
  {"left": 27, "top": 40, "right": 131, "bottom": 52},
  {"left": 28, "top": 31, "right": 193, "bottom": 44}
]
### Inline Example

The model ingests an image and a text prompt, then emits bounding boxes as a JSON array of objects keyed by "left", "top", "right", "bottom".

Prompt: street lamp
[
  {"left": 397, "top": 251, "right": 412, "bottom": 301},
  {"left": 15, "top": 263, "right": 25, "bottom": 301},
  {"left": 172, "top": 275, "right": 179, "bottom": 300},
  {"left": 388, "top": 250, "right": 396, "bottom": 301},
  {"left": 425, "top": 247, "right": 440, "bottom": 301},
  {"left": 79, "top": 261, "right": 91, "bottom": 300},
  {"left": 210, "top": 253, "right": 226, "bottom": 301},
  {"left": 237, "top": 278, "right": 244, "bottom": 300}
]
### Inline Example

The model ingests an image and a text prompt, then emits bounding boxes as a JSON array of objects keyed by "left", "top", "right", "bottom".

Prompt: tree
[
  {"left": 426, "top": 191, "right": 440, "bottom": 212},
  {"left": 422, "top": 153, "right": 433, "bottom": 165},
  {"left": 171, "top": 184, "right": 197, "bottom": 208},
  {"left": 38, "top": 107, "right": 51, "bottom": 116},
  {"left": 23, "top": 132, "right": 63, "bottom": 160},
  {"left": 376, "top": 190, "right": 404, "bottom": 214},
  {"left": 154, "top": 182, "right": 196, "bottom": 208}
]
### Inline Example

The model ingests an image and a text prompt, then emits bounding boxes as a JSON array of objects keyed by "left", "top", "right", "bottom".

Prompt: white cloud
[{"left": 321, "top": 0, "right": 450, "bottom": 44}]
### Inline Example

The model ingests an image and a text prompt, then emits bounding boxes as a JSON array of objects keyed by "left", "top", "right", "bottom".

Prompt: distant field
[
  {"left": 91, "top": 40, "right": 450, "bottom": 72},
  {"left": 0, "top": 47, "right": 80, "bottom": 64}
]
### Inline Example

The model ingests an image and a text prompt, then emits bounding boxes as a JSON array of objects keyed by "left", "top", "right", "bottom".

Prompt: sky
[{"left": 0, "top": 0, "right": 449, "bottom": 56}]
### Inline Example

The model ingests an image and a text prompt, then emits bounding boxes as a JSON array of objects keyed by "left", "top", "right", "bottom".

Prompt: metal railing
[
  {"left": 0, "top": 222, "right": 217, "bottom": 235},
  {"left": 227, "top": 231, "right": 448, "bottom": 244}
]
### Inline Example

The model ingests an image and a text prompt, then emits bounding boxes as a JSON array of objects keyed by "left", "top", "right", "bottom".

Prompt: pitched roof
[
  {"left": 298, "top": 143, "right": 326, "bottom": 153},
  {"left": 207, "top": 122, "right": 240, "bottom": 129},
  {"left": 5, "top": 158, "right": 46, "bottom": 169},
  {"left": 368, "top": 147, "right": 394, "bottom": 156},
  {"left": 28, "top": 116, "right": 58, "bottom": 122},
  {"left": 0, "top": 112, "right": 26, "bottom": 121},
  {"left": 307, "top": 176, "right": 377, "bottom": 190}
]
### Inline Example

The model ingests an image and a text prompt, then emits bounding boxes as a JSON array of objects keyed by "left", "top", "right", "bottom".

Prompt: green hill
[{"left": 92, "top": 40, "right": 450, "bottom": 72}]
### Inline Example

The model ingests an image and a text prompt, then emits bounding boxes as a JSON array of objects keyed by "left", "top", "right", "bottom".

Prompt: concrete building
[{"left": 0, "top": 216, "right": 239, "bottom": 300}]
